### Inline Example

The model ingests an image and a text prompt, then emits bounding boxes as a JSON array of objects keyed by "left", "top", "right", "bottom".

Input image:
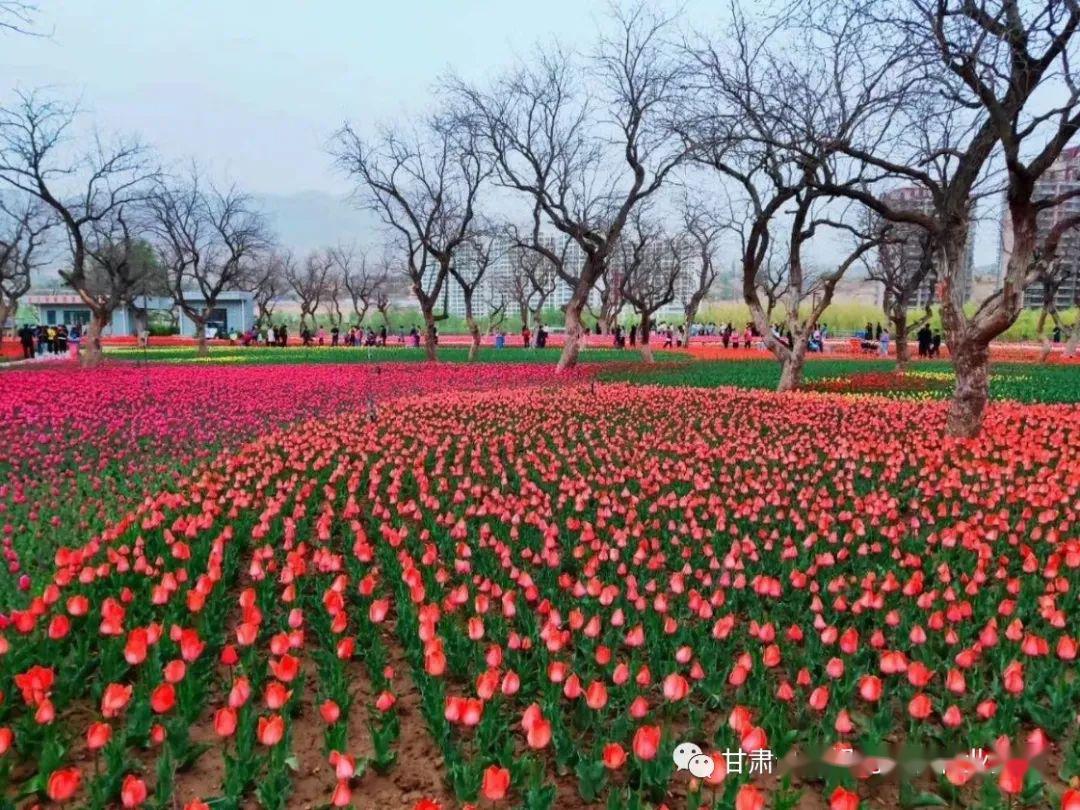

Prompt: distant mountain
[{"left": 253, "top": 191, "right": 381, "bottom": 254}]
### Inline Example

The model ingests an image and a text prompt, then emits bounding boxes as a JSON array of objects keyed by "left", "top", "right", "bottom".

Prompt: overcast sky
[
  {"left": 2, "top": 1, "right": 1000, "bottom": 269},
  {"left": 2, "top": 1, "right": 697, "bottom": 195}
]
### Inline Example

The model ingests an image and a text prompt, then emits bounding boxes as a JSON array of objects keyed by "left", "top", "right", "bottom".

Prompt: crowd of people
[
  {"left": 227, "top": 323, "right": 432, "bottom": 348},
  {"left": 9, "top": 317, "right": 952, "bottom": 360},
  {"left": 16, "top": 323, "right": 78, "bottom": 359}
]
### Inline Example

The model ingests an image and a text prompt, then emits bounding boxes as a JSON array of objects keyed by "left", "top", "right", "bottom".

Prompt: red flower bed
[
  {"left": 0, "top": 382, "right": 1076, "bottom": 808},
  {"left": 0, "top": 363, "right": 581, "bottom": 597}
]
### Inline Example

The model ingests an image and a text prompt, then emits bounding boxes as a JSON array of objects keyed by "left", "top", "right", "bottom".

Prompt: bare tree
[
  {"left": 0, "top": 195, "right": 52, "bottom": 340},
  {"left": 484, "top": 284, "right": 509, "bottom": 334},
  {"left": 451, "top": 4, "right": 690, "bottom": 370},
  {"left": 149, "top": 168, "right": 270, "bottom": 354},
  {"left": 793, "top": 0, "right": 1080, "bottom": 435},
  {"left": 618, "top": 215, "right": 686, "bottom": 363},
  {"left": 322, "top": 268, "right": 345, "bottom": 330},
  {"left": 373, "top": 270, "right": 394, "bottom": 327},
  {"left": 249, "top": 251, "right": 290, "bottom": 328},
  {"left": 499, "top": 249, "right": 537, "bottom": 328},
  {"left": 288, "top": 250, "right": 332, "bottom": 331},
  {"left": 80, "top": 206, "right": 161, "bottom": 351},
  {"left": 0, "top": 92, "right": 158, "bottom": 365},
  {"left": 451, "top": 226, "right": 501, "bottom": 360},
  {"left": 0, "top": 1, "right": 38, "bottom": 34},
  {"left": 682, "top": 5, "right": 900, "bottom": 390},
  {"left": 680, "top": 198, "right": 722, "bottom": 346},
  {"left": 756, "top": 244, "right": 791, "bottom": 325},
  {"left": 869, "top": 224, "right": 936, "bottom": 369},
  {"left": 506, "top": 217, "right": 566, "bottom": 328},
  {"left": 332, "top": 113, "right": 488, "bottom": 361},
  {"left": 588, "top": 270, "right": 625, "bottom": 335},
  {"left": 1030, "top": 257, "right": 1080, "bottom": 358},
  {"left": 331, "top": 244, "right": 375, "bottom": 325}
]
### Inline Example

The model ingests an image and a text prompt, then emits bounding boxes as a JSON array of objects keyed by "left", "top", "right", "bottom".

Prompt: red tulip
[
  {"left": 829, "top": 786, "right": 859, "bottom": 810},
  {"left": 214, "top": 707, "right": 237, "bottom": 737},
  {"left": 269, "top": 654, "right": 299, "bottom": 682},
  {"left": 121, "top": 774, "right": 148, "bottom": 807},
  {"left": 150, "top": 682, "right": 176, "bottom": 714},
  {"left": 1003, "top": 661, "right": 1024, "bottom": 694},
  {"left": 998, "top": 758, "right": 1028, "bottom": 794},
  {"left": 662, "top": 673, "right": 690, "bottom": 702},
  {"left": 734, "top": 784, "right": 765, "bottom": 810},
  {"left": 264, "top": 681, "right": 291, "bottom": 710},
  {"left": 526, "top": 717, "right": 551, "bottom": 750},
  {"left": 481, "top": 765, "right": 510, "bottom": 801},
  {"left": 602, "top": 742, "right": 626, "bottom": 769},
  {"left": 257, "top": 714, "right": 285, "bottom": 746},
  {"left": 632, "top": 725, "right": 661, "bottom": 761},
  {"left": 908, "top": 693, "right": 932, "bottom": 720},
  {"left": 0, "top": 727, "right": 11, "bottom": 755},
  {"left": 584, "top": 680, "right": 608, "bottom": 710},
  {"left": 1061, "top": 788, "right": 1080, "bottom": 810},
  {"left": 47, "top": 767, "right": 82, "bottom": 801},
  {"left": 858, "top": 675, "right": 882, "bottom": 702},
  {"left": 229, "top": 677, "right": 252, "bottom": 709},
  {"left": 331, "top": 779, "right": 352, "bottom": 806},
  {"left": 86, "top": 722, "right": 112, "bottom": 750}
]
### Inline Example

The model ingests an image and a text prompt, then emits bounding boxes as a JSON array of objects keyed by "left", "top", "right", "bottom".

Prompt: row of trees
[
  {"left": 0, "top": 91, "right": 415, "bottom": 360},
  {"left": 5, "top": 1, "right": 1080, "bottom": 435},
  {"left": 330, "top": 0, "right": 1080, "bottom": 436}
]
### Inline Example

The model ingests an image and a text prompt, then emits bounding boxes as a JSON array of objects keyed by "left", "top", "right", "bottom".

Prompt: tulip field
[{"left": 1, "top": 358, "right": 1078, "bottom": 810}]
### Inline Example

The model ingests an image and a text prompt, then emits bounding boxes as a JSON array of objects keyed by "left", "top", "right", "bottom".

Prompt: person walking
[
  {"left": 18, "top": 323, "right": 34, "bottom": 359},
  {"left": 879, "top": 328, "right": 890, "bottom": 357}
]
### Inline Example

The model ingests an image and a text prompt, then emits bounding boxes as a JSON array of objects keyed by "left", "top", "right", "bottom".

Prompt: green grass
[
  {"left": 599, "top": 359, "right": 1080, "bottom": 404},
  {"left": 105, "top": 345, "right": 688, "bottom": 365}
]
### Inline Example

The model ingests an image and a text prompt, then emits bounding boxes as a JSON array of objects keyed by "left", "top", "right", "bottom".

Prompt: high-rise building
[
  {"left": 1002, "top": 146, "right": 1080, "bottom": 310},
  {"left": 429, "top": 231, "right": 703, "bottom": 321},
  {"left": 438, "top": 234, "right": 591, "bottom": 320},
  {"left": 879, "top": 186, "right": 974, "bottom": 307}
]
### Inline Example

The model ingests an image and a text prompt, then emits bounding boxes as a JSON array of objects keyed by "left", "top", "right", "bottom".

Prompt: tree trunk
[
  {"left": 891, "top": 309, "right": 909, "bottom": 371},
  {"left": 133, "top": 308, "right": 149, "bottom": 337},
  {"left": 195, "top": 319, "right": 209, "bottom": 357},
  {"left": 777, "top": 344, "right": 807, "bottom": 392},
  {"left": 81, "top": 309, "right": 109, "bottom": 368},
  {"left": 421, "top": 306, "right": 438, "bottom": 362},
  {"left": 1034, "top": 307, "right": 1053, "bottom": 363},
  {"left": 519, "top": 303, "right": 529, "bottom": 330},
  {"left": 945, "top": 339, "right": 990, "bottom": 438},
  {"left": 683, "top": 304, "right": 699, "bottom": 349},
  {"left": 557, "top": 292, "right": 588, "bottom": 372},
  {"left": 638, "top": 313, "right": 654, "bottom": 363},
  {"left": 0, "top": 302, "right": 10, "bottom": 346},
  {"left": 1066, "top": 322, "right": 1080, "bottom": 357},
  {"left": 465, "top": 312, "right": 481, "bottom": 362}
]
